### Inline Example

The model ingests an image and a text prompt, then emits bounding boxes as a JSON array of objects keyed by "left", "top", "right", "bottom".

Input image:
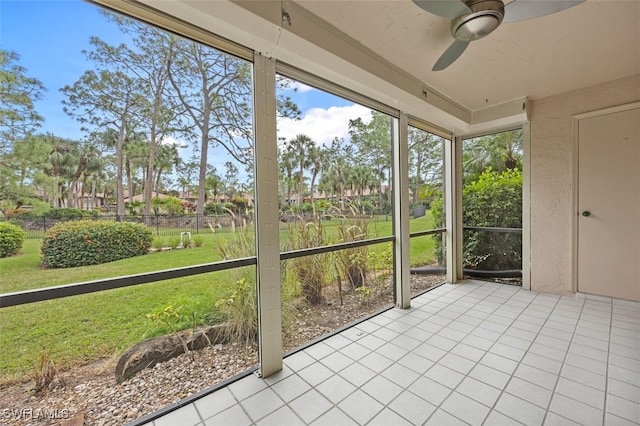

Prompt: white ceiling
[{"left": 292, "top": 0, "right": 640, "bottom": 111}]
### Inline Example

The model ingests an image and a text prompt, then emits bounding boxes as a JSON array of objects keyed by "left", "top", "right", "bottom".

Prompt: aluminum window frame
[
  {"left": 404, "top": 121, "right": 449, "bottom": 286},
  {"left": 460, "top": 126, "right": 527, "bottom": 282}
]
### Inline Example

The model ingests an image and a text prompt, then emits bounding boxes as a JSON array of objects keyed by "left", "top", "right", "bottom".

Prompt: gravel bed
[{"left": 0, "top": 275, "right": 443, "bottom": 426}]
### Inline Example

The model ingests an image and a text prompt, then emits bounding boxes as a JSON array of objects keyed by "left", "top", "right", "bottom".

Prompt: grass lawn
[
  {"left": 0, "top": 233, "right": 240, "bottom": 294},
  {"left": 0, "top": 257, "right": 248, "bottom": 382},
  {"left": 0, "top": 214, "right": 440, "bottom": 382}
]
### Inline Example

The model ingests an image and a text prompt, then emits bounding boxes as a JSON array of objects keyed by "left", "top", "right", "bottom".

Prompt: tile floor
[{"left": 142, "top": 280, "right": 640, "bottom": 426}]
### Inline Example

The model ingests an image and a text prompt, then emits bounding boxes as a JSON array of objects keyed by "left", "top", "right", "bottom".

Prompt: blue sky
[
  {"left": 1, "top": 0, "right": 371, "bottom": 182},
  {"left": 1, "top": 0, "right": 127, "bottom": 139}
]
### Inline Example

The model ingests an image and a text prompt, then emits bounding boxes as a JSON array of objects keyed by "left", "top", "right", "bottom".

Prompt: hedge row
[
  {"left": 9, "top": 207, "right": 100, "bottom": 219},
  {"left": 41, "top": 220, "right": 153, "bottom": 268}
]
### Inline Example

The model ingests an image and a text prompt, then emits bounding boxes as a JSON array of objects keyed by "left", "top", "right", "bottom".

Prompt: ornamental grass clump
[
  {"left": 215, "top": 232, "right": 259, "bottom": 343},
  {"left": 41, "top": 220, "right": 153, "bottom": 268},
  {"left": 335, "top": 208, "right": 371, "bottom": 289},
  {"left": 286, "top": 220, "right": 330, "bottom": 304}
]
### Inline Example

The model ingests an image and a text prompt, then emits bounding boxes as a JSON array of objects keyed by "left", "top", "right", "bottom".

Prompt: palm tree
[
  {"left": 123, "top": 135, "right": 149, "bottom": 205},
  {"left": 287, "top": 134, "right": 315, "bottom": 205},
  {"left": 176, "top": 177, "right": 191, "bottom": 201},
  {"left": 223, "top": 161, "right": 239, "bottom": 201},
  {"left": 205, "top": 165, "right": 223, "bottom": 203},
  {"left": 328, "top": 137, "right": 353, "bottom": 209},
  {"left": 348, "top": 112, "right": 392, "bottom": 203},
  {"left": 463, "top": 129, "right": 523, "bottom": 183},
  {"left": 85, "top": 167, "right": 107, "bottom": 210},
  {"left": 307, "top": 144, "right": 325, "bottom": 217},
  {"left": 278, "top": 140, "right": 296, "bottom": 207},
  {"left": 44, "top": 134, "right": 77, "bottom": 208},
  {"left": 154, "top": 142, "right": 181, "bottom": 199},
  {"left": 318, "top": 166, "right": 340, "bottom": 205},
  {"left": 350, "top": 165, "right": 374, "bottom": 199},
  {"left": 73, "top": 142, "right": 102, "bottom": 209}
]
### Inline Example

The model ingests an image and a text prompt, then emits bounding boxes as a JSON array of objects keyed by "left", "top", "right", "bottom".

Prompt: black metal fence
[
  {"left": 3, "top": 214, "right": 250, "bottom": 239},
  {"left": 3, "top": 210, "right": 396, "bottom": 239}
]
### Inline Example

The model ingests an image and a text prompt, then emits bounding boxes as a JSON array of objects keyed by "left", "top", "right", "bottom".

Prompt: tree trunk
[
  {"left": 310, "top": 171, "right": 318, "bottom": 218},
  {"left": 154, "top": 166, "right": 164, "bottom": 200},
  {"left": 143, "top": 130, "right": 157, "bottom": 216},
  {"left": 413, "top": 150, "right": 423, "bottom": 205},
  {"left": 90, "top": 180, "right": 96, "bottom": 210},
  {"left": 116, "top": 118, "right": 127, "bottom": 218},
  {"left": 196, "top": 118, "right": 209, "bottom": 216},
  {"left": 298, "top": 163, "right": 304, "bottom": 206},
  {"left": 80, "top": 178, "right": 87, "bottom": 209}
]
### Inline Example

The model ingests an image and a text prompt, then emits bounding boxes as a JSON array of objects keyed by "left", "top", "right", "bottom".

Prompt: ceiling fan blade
[
  {"left": 432, "top": 40, "right": 470, "bottom": 71},
  {"left": 503, "top": 0, "right": 585, "bottom": 23},
  {"left": 413, "top": 0, "right": 472, "bottom": 19}
]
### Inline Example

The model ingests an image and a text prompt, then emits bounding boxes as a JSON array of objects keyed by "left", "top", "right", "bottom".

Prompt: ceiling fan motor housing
[{"left": 451, "top": 0, "right": 505, "bottom": 42}]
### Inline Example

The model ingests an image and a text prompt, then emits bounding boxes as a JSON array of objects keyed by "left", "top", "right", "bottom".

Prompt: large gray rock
[{"left": 115, "top": 324, "right": 229, "bottom": 383}]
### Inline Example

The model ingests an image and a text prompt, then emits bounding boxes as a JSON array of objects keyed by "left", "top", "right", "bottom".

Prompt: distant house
[
  {"left": 285, "top": 185, "right": 391, "bottom": 205},
  {"left": 176, "top": 191, "right": 198, "bottom": 206},
  {"left": 124, "top": 192, "right": 170, "bottom": 203}
]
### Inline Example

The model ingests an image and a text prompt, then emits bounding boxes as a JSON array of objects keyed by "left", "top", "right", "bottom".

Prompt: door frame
[{"left": 571, "top": 101, "right": 640, "bottom": 294}]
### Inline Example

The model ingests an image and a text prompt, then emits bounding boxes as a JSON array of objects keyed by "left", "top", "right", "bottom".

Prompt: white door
[{"left": 577, "top": 105, "right": 639, "bottom": 301}]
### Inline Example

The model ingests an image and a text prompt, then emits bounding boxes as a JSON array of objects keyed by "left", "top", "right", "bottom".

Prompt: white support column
[
  {"left": 253, "top": 52, "right": 282, "bottom": 377},
  {"left": 393, "top": 114, "right": 411, "bottom": 309},
  {"left": 455, "top": 136, "right": 463, "bottom": 281},
  {"left": 521, "top": 122, "right": 531, "bottom": 290},
  {"left": 445, "top": 135, "right": 463, "bottom": 283}
]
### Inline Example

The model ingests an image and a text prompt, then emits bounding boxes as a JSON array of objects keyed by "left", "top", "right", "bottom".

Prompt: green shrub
[
  {"left": 463, "top": 168, "right": 522, "bottom": 270},
  {"left": 41, "top": 220, "right": 152, "bottom": 268},
  {"left": 45, "top": 208, "right": 99, "bottom": 219},
  {"left": 204, "top": 202, "right": 226, "bottom": 215},
  {"left": 0, "top": 222, "right": 26, "bottom": 257},
  {"left": 193, "top": 235, "right": 204, "bottom": 247},
  {"left": 152, "top": 196, "right": 183, "bottom": 215},
  {"left": 2, "top": 198, "right": 51, "bottom": 218},
  {"left": 9, "top": 207, "right": 98, "bottom": 219},
  {"left": 431, "top": 168, "right": 522, "bottom": 271}
]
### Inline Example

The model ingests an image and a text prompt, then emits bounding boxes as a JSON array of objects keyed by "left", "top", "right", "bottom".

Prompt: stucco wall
[{"left": 529, "top": 74, "right": 640, "bottom": 295}]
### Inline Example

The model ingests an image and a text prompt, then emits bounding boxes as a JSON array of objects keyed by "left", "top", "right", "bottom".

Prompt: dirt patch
[{"left": 0, "top": 274, "right": 443, "bottom": 426}]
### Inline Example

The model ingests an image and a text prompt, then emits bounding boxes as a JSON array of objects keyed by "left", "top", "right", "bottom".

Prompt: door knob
[{"left": 581, "top": 211, "right": 591, "bottom": 217}]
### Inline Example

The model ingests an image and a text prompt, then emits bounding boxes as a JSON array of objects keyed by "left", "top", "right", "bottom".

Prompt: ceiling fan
[{"left": 413, "top": 0, "right": 584, "bottom": 71}]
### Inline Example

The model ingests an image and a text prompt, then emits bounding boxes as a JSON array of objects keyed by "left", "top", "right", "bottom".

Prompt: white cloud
[
  {"left": 277, "top": 104, "right": 372, "bottom": 146},
  {"left": 160, "top": 135, "right": 188, "bottom": 152}
]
